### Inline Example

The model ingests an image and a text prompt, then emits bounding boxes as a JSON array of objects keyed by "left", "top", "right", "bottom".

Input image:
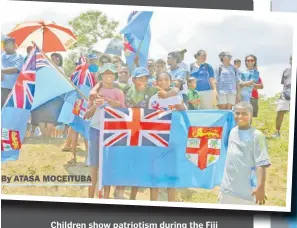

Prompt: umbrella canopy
[
  {"left": 7, "top": 20, "right": 77, "bottom": 53},
  {"left": 92, "top": 38, "right": 124, "bottom": 56}
]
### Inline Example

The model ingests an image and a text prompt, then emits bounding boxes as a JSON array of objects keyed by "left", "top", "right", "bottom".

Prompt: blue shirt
[
  {"left": 168, "top": 67, "right": 188, "bottom": 96},
  {"left": 190, "top": 63, "right": 215, "bottom": 91},
  {"left": 1, "top": 52, "right": 24, "bottom": 89},
  {"left": 240, "top": 69, "right": 259, "bottom": 99},
  {"left": 168, "top": 67, "right": 187, "bottom": 82},
  {"left": 221, "top": 126, "right": 271, "bottom": 201},
  {"left": 148, "top": 76, "right": 156, "bottom": 87},
  {"left": 215, "top": 64, "right": 239, "bottom": 94}
]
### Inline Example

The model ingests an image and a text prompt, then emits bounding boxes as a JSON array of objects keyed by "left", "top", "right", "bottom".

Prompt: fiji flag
[
  {"left": 58, "top": 56, "right": 95, "bottom": 139},
  {"left": 121, "top": 11, "right": 152, "bottom": 70},
  {"left": 2, "top": 46, "right": 38, "bottom": 162},
  {"left": 100, "top": 109, "right": 235, "bottom": 188}
]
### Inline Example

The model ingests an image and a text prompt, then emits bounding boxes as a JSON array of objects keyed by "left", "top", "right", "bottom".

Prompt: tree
[
  {"left": 63, "top": 10, "right": 121, "bottom": 76},
  {"left": 68, "top": 10, "right": 121, "bottom": 51},
  {"left": 63, "top": 51, "right": 80, "bottom": 78}
]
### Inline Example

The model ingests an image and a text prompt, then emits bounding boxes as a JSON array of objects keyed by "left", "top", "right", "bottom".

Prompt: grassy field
[{"left": 1, "top": 98, "right": 290, "bottom": 207}]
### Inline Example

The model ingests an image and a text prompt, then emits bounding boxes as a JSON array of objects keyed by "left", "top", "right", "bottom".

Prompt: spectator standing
[{"left": 190, "top": 49, "right": 217, "bottom": 109}]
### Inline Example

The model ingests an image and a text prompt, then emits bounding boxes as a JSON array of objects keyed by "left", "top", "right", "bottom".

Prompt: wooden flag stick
[
  {"left": 34, "top": 42, "right": 88, "bottom": 101},
  {"left": 132, "top": 38, "right": 144, "bottom": 71}
]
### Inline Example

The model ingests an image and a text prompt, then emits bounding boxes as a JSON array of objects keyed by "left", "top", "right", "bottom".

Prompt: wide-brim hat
[{"left": 97, "top": 63, "right": 118, "bottom": 81}]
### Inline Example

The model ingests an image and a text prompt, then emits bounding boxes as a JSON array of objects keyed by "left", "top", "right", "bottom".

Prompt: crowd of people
[{"left": 1, "top": 35, "right": 293, "bottom": 205}]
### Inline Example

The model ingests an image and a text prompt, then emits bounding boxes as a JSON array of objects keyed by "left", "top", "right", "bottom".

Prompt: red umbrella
[{"left": 7, "top": 20, "right": 77, "bottom": 53}]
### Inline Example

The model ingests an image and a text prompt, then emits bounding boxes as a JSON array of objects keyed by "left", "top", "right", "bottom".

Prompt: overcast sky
[
  {"left": 272, "top": 0, "right": 297, "bottom": 13},
  {"left": 1, "top": 1, "right": 295, "bottom": 97}
]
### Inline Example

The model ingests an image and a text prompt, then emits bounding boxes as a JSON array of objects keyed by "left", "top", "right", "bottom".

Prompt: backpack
[
  {"left": 283, "top": 89, "right": 291, "bottom": 100},
  {"left": 190, "top": 62, "right": 208, "bottom": 73},
  {"left": 218, "top": 64, "right": 237, "bottom": 77}
]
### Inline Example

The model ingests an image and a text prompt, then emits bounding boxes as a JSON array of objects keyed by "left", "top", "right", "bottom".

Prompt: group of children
[{"left": 79, "top": 54, "right": 271, "bottom": 207}]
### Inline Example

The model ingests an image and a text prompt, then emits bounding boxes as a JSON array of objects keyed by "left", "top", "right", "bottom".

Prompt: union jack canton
[
  {"left": 103, "top": 107, "right": 172, "bottom": 147},
  {"left": 70, "top": 56, "right": 95, "bottom": 88},
  {"left": 5, "top": 46, "right": 49, "bottom": 110}
]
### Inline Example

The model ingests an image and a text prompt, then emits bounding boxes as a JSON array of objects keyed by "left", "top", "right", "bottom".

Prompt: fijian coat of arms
[{"left": 186, "top": 126, "right": 223, "bottom": 170}]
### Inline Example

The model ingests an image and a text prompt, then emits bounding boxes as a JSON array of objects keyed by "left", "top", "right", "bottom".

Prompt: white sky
[{"left": 1, "top": 1, "right": 297, "bottom": 97}]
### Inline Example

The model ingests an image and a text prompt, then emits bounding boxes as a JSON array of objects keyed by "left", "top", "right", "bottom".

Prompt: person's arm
[
  {"left": 187, "top": 91, "right": 193, "bottom": 104},
  {"left": 85, "top": 99, "right": 103, "bottom": 119},
  {"left": 252, "top": 131, "right": 271, "bottom": 205},
  {"left": 254, "top": 84, "right": 263, "bottom": 89},
  {"left": 116, "top": 90, "right": 126, "bottom": 108},
  {"left": 174, "top": 96, "right": 186, "bottom": 110},
  {"left": 253, "top": 166, "right": 267, "bottom": 205},
  {"left": 104, "top": 97, "right": 121, "bottom": 107},
  {"left": 89, "top": 83, "right": 101, "bottom": 101},
  {"left": 1, "top": 55, "right": 24, "bottom": 74},
  {"left": 1, "top": 67, "right": 19, "bottom": 74},
  {"left": 235, "top": 69, "right": 241, "bottom": 103},
  {"left": 244, "top": 70, "right": 260, "bottom": 87},
  {"left": 156, "top": 86, "right": 179, "bottom": 99},
  {"left": 281, "top": 70, "right": 285, "bottom": 85},
  {"left": 175, "top": 101, "right": 186, "bottom": 110},
  {"left": 254, "top": 78, "right": 263, "bottom": 90},
  {"left": 194, "top": 92, "right": 201, "bottom": 105},
  {"left": 208, "top": 65, "right": 218, "bottom": 94}
]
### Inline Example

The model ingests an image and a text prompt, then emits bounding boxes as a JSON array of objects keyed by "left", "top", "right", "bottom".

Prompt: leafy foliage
[
  {"left": 63, "top": 10, "right": 121, "bottom": 76},
  {"left": 68, "top": 10, "right": 120, "bottom": 51}
]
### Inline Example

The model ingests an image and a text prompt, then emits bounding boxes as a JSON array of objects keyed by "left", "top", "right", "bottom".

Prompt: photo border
[{"left": 1, "top": 1, "right": 297, "bottom": 214}]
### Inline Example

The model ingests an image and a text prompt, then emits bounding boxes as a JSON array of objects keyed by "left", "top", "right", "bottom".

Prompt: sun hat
[{"left": 97, "top": 63, "right": 118, "bottom": 81}]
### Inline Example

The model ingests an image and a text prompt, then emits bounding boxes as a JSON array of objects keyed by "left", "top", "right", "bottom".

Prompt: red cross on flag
[{"left": 186, "top": 126, "right": 223, "bottom": 170}]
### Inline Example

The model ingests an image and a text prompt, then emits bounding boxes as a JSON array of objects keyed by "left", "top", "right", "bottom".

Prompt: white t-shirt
[{"left": 148, "top": 94, "right": 183, "bottom": 110}]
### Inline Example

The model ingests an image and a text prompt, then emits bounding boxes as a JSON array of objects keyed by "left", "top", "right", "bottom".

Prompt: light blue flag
[
  {"left": 31, "top": 66, "right": 75, "bottom": 110},
  {"left": 100, "top": 108, "right": 235, "bottom": 188},
  {"left": 120, "top": 11, "right": 153, "bottom": 40},
  {"left": 58, "top": 84, "right": 90, "bottom": 139},
  {"left": 1, "top": 108, "right": 31, "bottom": 162},
  {"left": 122, "top": 11, "right": 152, "bottom": 71}
]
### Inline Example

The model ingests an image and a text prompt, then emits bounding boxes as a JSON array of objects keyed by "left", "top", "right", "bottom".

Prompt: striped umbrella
[{"left": 7, "top": 20, "right": 77, "bottom": 53}]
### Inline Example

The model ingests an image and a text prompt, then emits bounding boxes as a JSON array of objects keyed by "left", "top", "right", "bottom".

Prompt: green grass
[{"left": 1, "top": 98, "right": 290, "bottom": 206}]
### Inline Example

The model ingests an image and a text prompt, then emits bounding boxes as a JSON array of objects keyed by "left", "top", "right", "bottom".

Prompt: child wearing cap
[
  {"left": 85, "top": 63, "right": 126, "bottom": 199},
  {"left": 187, "top": 77, "right": 201, "bottom": 110}
]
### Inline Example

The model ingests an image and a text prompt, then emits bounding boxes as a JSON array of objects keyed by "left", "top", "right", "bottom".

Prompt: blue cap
[
  {"left": 88, "top": 53, "right": 98, "bottom": 59},
  {"left": 3, "top": 36, "right": 15, "bottom": 44},
  {"left": 132, "top": 67, "right": 150, "bottom": 78}
]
